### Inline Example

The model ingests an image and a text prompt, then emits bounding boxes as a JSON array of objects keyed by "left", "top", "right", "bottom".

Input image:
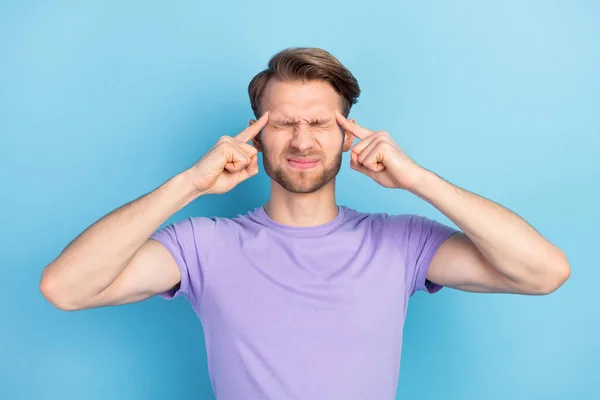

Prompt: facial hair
[{"left": 262, "top": 145, "right": 343, "bottom": 194}]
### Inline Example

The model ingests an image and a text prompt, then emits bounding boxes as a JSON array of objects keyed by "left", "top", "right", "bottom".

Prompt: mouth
[{"left": 287, "top": 157, "right": 320, "bottom": 170}]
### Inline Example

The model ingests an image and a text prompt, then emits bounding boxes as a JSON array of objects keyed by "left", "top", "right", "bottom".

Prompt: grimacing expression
[{"left": 251, "top": 79, "right": 354, "bottom": 194}]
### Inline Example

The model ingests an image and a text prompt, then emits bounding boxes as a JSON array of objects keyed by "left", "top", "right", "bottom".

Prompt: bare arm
[
  {"left": 412, "top": 170, "right": 570, "bottom": 295},
  {"left": 39, "top": 171, "right": 201, "bottom": 310},
  {"left": 335, "top": 112, "right": 570, "bottom": 296},
  {"left": 39, "top": 111, "right": 269, "bottom": 311}
]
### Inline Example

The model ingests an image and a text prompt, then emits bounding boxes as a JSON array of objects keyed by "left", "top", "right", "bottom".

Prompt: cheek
[
  {"left": 315, "top": 130, "right": 343, "bottom": 148},
  {"left": 260, "top": 135, "right": 287, "bottom": 157}
]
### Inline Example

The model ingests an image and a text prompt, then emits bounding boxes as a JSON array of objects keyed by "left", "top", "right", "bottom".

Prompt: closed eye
[
  {"left": 310, "top": 119, "right": 332, "bottom": 127},
  {"left": 270, "top": 121, "right": 294, "bottom": 129},
  {"left": 271, "top": 119, "right": 333, "bottom": 129}
]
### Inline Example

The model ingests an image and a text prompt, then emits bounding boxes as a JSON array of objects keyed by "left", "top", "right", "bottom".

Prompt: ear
[
  {"left": 249, "top": 119, "right": 263, "bottom": 152},
  {"left": 342, "top": 118, "right": 356, "bottom": 152}
]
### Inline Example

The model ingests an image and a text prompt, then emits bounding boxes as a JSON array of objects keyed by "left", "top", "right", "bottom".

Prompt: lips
[
  {"left": 287, "top": 157, "right": 320, "bottom": 169},
  {"left": 288, "top": 157, "right": 319, "bottom": 163}
]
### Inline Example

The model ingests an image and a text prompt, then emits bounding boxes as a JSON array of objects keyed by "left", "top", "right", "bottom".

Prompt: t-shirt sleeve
[
  {"left": 389, "top": 214, "right": 460, "bottom": 297},
  {"left": 149, "top": 216, "right": 216, "bottom": 305}
]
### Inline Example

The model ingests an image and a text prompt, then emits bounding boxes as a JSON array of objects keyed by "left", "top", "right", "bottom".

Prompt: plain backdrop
[{"left": 1, "top": 1, "right": 598, "bottom": 399}]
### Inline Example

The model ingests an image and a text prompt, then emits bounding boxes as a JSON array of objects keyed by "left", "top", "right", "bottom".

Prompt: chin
[
  {"left": 263, "top": 151, "right": 343, "bottom": 194},
  {"left": 270, "top": 166, "right": 340, "bottom": 194},
  {"left": 283, "top": 181, "right": 328, "bottom": 194}
]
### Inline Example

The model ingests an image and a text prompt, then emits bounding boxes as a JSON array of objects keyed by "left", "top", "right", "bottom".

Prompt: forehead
[{"left": 262, "top": 79, "right": 340, "bottom": 121}]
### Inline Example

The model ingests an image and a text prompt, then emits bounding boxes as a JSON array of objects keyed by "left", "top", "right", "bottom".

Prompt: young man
[{"left": 40, "top": 47, "right": 570, "bottom": 399}]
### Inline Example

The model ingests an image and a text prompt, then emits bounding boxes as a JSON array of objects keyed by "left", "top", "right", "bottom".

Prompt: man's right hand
[{"left": 188, "top": 111, "right": 270, "bottom": 195}]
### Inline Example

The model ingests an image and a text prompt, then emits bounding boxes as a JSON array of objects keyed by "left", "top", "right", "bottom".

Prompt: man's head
[{"left": 247, "top": 47, "right": 361, "bottom": 194}]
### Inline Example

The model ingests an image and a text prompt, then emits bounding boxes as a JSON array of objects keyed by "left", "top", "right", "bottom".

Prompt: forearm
[
  {"left": 408, "top": 168, "right": 568, "bottom": 286},
  {"left": 41, "top": 170, "right": 201, "bottom": 301}
]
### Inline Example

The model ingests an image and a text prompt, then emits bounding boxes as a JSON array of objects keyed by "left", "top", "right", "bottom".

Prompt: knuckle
[
  {"left": 376, "top": 142, "right": 388, "bottom": 151},
  {"left": 238, "top": 141, "right": 255, "bottom": 150},
  {"left": 241, "top": 144, "right": 258, "bottom": 157},
  {"left": 378, "top": 133, "right": 391, "bottom": 143}
]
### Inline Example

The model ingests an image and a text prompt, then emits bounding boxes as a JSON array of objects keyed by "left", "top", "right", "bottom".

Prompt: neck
[{"left": 264, "top": 180, "right": 339, "bottom": 227}]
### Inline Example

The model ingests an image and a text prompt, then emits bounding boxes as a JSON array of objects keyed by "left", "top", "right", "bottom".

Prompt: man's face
[{"left": 251, "top": 79, "right": 354, "bottom": 194}]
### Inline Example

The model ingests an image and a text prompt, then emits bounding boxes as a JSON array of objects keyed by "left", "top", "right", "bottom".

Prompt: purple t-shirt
[{"left": 150, "top": 205, "right": 458, "bottom": 399}]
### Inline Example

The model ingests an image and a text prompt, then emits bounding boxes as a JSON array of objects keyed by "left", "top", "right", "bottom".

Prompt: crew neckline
[{"left": 255, "top": 204, "right": 347, "bottom": 236}]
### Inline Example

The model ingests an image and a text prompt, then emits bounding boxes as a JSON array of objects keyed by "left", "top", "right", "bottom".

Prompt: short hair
[{"left": 248, "top": 47, "right": 360, "bottom": 119}]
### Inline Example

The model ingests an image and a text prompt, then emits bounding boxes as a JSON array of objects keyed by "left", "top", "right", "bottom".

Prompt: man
[{"left": 39, "top": 47, "right": 570, "bottom": 399}]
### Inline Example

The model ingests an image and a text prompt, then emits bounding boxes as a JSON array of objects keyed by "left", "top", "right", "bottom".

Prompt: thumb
[{"left": 235, "top": 155, "right": 259, "bottom": 184}]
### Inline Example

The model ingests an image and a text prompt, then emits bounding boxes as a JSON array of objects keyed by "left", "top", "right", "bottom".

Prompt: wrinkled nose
[{"left": 290, "top": 124, "right": 315, "bottom": 153}]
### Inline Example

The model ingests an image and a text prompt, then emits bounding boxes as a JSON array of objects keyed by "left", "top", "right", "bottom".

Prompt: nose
[{"left": 290, "top": 124, "right": 315, "bottom": 153}]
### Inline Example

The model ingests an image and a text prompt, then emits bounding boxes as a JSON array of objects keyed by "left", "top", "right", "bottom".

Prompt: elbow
[
  {"left": 39, "top": 269, "right": 81, "bottom": 311},
  {"left": 532, "top": 251, "right": 571, "bottom": 295}
]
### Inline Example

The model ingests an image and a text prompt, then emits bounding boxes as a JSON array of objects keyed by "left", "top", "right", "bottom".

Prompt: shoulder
[
  {"left": 341, "top": 206, "right": 414, "bottom": 230},
  {"left": 342, "top": 207, "right": 453, "bottom": 240},
  {"left": 192, "top": 207, "right": 265, "bottom": 237}
]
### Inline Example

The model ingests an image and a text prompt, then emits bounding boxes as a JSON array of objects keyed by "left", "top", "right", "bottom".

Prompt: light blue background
[{"left": 1, "top": 1, "right": 598, "bottom": 399}]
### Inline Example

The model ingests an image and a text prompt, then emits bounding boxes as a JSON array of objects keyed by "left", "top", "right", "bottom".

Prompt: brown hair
[{"left": 248, "top": 47, "right": 360, "bottom": 119}]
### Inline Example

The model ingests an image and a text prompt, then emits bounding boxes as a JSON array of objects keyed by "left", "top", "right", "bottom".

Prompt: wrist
[
  {"left": 406, "top": 167, "right": 439, "bottom": 199},
  {"left": 172, "top": 170, "right": 205, "bottom": 206}
]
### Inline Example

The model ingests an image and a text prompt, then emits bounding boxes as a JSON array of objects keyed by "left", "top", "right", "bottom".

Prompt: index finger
[
  {"left": 236, "top": 111, "right": 270, "bottom": 142},
  {"left": 335, "top": 111, "right": 374, "bottom": 140}
]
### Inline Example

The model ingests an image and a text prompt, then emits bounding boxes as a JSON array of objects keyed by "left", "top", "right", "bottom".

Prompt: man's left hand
[{"left": 335, "top": 111, "right": 427, "bottom": 190}]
